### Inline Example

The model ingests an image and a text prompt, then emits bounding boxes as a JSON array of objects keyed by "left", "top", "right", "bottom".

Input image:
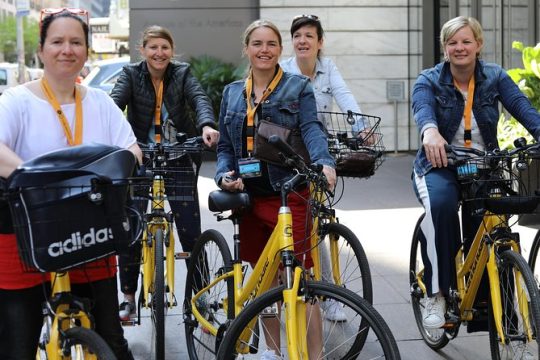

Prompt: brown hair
[{"left": 140, "top": 25, "right": 175, "bottom": 49}]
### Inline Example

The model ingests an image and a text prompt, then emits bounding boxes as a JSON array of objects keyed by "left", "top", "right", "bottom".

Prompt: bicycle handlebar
[
  {"left": 268, "top": 135, "right": 330, "bottom": 197},
  {"left": 444, "top": 137, "right": 540, "bottom": 165}
]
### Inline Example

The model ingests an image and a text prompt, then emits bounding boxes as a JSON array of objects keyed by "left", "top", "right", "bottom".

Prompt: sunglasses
[
  {"left": 40, "top": 8, "right": 89, "bottom": 28},
  {"left": 293, "top": 14, "right": 320, "bottom": 21}
]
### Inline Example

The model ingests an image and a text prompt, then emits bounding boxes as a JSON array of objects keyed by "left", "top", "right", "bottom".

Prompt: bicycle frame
[
  {"left": 309, "top": 184, "right": 341, "bottom": 285},
  {"left": 141, "top": 175, "right": 175, "bottom": 309},
  {"left": 43, "top": 272, "right": 94, "bottom": 360},
  {"left": 415, "top": 212, "right": 534, "bottom": 344},
  {"left": 190, "top": 194, "right": 311, "bottom": 359}
]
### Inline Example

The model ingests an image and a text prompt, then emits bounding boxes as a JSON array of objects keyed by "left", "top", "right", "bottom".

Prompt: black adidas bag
[{"left": 5, "top": 143, "right": 136, "bottom": 272}]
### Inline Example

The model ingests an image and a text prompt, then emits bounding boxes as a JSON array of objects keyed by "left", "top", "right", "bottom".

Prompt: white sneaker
[
  {"left": 422, "top": 294, "right": 446, "bottom": 329},
  {"left": 323, "top": 298, "right": 347, "bottom": 322},
  {"left": 260, "top": 349, "right": 280, "bottom": 359}
]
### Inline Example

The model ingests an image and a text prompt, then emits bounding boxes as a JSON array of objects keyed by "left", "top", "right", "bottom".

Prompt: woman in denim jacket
[
  {"left": 215, "top": 19, "right": 335, "bottom": 359},
  {"left": 412, "top": 16, "right": 540, "bottom": 331}
]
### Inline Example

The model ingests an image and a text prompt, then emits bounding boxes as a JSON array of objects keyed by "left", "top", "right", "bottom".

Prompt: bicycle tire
[
  {"left": 318, "top": 222, "right": 373, "bottom": 303},
  {"left": 184, "top": 229, "right": 234, "bottom": 360},
  {"left": 152, "top": 227, "right": 165, "bottom": 360},
  {"left": 61, "top": 326, "right": 116, "bottom": 359},
  {"left": 409, "top": 214, "right": 450, "bottom": 350},
  {"left": 216, "top": 281, "right": 401, "bottom": 359},
  {"left": 488, "top": 249, "right": 540, "bottom": 359},
  {"left": 527, "top": 228, "right": 540, "bottom": 289}
]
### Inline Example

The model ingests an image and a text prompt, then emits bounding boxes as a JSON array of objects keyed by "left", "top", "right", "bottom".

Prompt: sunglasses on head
[
  {"left": 293, "top": 14, "right": 320, "bottom": 21},
  {"left": 40, "top": 8, "right": 89, "bottom": 28}
]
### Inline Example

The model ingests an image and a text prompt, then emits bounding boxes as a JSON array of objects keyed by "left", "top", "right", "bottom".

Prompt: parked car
[
  {"left": 27, "top": 67, "right": 44, "bottom": 80},
  {"left": 82, "top": 57, "right": 130, "bottom": 93},
  {"left": 0, "top": 63, "right": 30, "bottom": 95}
]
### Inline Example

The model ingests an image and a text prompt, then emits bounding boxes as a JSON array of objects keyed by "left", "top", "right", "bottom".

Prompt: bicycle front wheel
[
  {"left": 61, "top": 327, "right": 116, "bottom": 359},
  {"left": 409, "top": 214, "right": 449, "bottom": 350},
  {"left": 216, "top": 281, "right": 401, "bottom": 359},
  {"left": 152, "top": 227, "right": 165, "bottom": 360},
  {"left": 317, "top": 222, "right": 373, "bottom": 303},
  {"left": 527, "top": 228, "right": 540, "bottom": 289},
  {"left": 489, "top": 249, "right": 540, "bottom": 359},
  {"left": 184, "top": 229, "right": 234, "bottom": 360}
]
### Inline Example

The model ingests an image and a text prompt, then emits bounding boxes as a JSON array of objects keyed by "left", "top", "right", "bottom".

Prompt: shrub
[
  {"left": 497, "top": 41, "right": 540, "bottom": 148},
  {"left": 188, "top": 55, "right": 245, "bottom": 121}
]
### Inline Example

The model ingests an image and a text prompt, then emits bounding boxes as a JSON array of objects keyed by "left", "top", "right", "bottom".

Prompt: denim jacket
[
  {"left": 215, "top": 70, "right": 335, "bottom": 190},
  {"left": 412, "top": 60, "right": 540, "bottom": 176}
]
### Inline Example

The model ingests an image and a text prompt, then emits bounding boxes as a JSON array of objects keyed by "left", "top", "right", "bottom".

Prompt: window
[{"left": 0, "top": 70, "right": 7, "bottom": 86}]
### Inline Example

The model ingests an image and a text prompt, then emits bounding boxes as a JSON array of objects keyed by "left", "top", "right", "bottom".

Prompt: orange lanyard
[
  {"left": 41, "top": 78, "right": 83, "bottom": 146},
  {"left": 153, "top": 80, "right": 164, "bottom": 143},
  {"left": 245, "top": 66, "right": 283, "bottom": 153},
  {"left": 454, "top": 75, "right": 475, "bottom": 148}
]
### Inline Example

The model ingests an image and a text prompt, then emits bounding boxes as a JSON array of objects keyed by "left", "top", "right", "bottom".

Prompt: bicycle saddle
[{"left": 208, "top": 190, "right": 251, "bottom": 212}]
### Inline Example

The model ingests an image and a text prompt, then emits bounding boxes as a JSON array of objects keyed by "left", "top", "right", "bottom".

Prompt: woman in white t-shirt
[{"left": 0, "top": 9, "right": 140, "bottom": 360}]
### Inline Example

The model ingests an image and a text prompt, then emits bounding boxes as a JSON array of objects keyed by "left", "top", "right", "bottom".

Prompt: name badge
[{"left": 238, "top": 158, "right": 261, "bottom": 178}]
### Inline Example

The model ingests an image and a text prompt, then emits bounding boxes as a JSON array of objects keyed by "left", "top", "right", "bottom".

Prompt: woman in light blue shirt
[
  {"left": 280, "top": 14, "right": 364, "bottom": 134},
  {"left": 281, "top": 14, "right": 367, "bottom": 322}
]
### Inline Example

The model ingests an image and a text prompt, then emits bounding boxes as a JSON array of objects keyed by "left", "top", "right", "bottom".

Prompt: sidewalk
[{"left": 122, "top": 153, "right": 540, "bottom": 359}]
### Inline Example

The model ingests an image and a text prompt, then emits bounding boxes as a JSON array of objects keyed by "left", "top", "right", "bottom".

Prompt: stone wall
[{"left": 261, "top": 0, "right": 420, "bottom": 151}]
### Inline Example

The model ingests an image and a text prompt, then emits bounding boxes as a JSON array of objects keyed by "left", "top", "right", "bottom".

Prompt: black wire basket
[
  {"left": 7, "top": 180, "right": 132, "bottom": 272},
  {"left": 318, "top": 111, "right": 385, "bottom": 178},
  {"left": 134, "top": 149, "right": 199, "bottom": 203},
  {"left": 456, "top": 154, "right": 540, "bottom": 216}
]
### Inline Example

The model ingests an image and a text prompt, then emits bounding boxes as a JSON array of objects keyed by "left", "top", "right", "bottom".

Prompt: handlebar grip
[{"left": 444, "top": 144, "right": 452, "bottom": 153}]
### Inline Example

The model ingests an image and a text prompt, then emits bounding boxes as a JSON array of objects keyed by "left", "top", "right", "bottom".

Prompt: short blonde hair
[
  {"left": 242, "top": 19, "right": 282, "bottom": 48},
  {"left": 440, "top": 16, "right": 483, "bottom": 58}
]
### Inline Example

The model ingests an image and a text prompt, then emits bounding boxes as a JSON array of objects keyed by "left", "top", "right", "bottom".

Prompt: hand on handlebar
[
  {"left": 423, "top": 128, "right": 448, "bottom": 168},
  {"left": 357, "top": 128, "right": 377, "bottom": 146},
  {"left": 202, "top": 126, "right": 219, "bottom": 149},
  {"left": 322, "top": 165, "right": 336, "bottom": 192},
  {"left": 220, "top": 170, "right": 244, "bottom": 192}
]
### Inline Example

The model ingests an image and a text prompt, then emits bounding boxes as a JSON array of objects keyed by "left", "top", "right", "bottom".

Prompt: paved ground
[{"left": 121, "top": 153, "right": 540, "bottom": 359}]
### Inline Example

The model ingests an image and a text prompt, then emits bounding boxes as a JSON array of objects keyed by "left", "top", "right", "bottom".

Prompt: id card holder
[{"left": 238, "top": 158, "right": 262, "bottom": 178}]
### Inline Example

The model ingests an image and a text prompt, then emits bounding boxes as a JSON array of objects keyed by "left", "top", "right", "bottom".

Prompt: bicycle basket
[
  {"left": 136, "top": 149, "right": 198, "bottom": 202},
  {"left": 6, "top": 144, "right": 136, "bottom": 272},
  {"left": 318, "top": 111, "right": 385, "bottom": 178},
  {"left": 458, "top": 154, "right": 540, "bottom": 216}
]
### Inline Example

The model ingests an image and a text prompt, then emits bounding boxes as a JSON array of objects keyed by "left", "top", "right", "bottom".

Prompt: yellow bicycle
[
  {"left": 4, "top": 144, "right": 136, "bottom": 359},
  {"left": 129, "top": 135, "right": 204, "bottom": 360},
  {"left": 310, "top": 111, "right": 385, "bottom": 302},
  {"left": 410, "top": 139, "right": 540, "bottom": 358},
  {"left": 184, "top": 135, "right": 400, "bottom": 359}
]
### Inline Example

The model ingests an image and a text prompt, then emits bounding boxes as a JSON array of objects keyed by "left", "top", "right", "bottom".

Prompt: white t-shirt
[{"left": 0, "top": 85, "right": 136, "bottom": 161}]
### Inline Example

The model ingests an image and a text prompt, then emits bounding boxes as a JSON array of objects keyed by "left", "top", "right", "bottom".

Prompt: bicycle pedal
[{"left": 175, "top": 252, "right": 190, "bottom": 260}]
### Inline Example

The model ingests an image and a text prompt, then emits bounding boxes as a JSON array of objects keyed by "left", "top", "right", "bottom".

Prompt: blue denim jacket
[
  {"left": 412, "top": 60, "right": 540, "bottom": 176},
  {"left": 215, "top": 71, "right": 335, "bottom": 190}
]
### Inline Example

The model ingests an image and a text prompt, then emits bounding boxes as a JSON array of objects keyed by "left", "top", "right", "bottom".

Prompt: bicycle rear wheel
[
  {"left": 184, "top": 229, "right": 234, "bottom": 360},
  {"left": 216, "top": 281, "right": 401, "bottom": 359},
  {"left": 488, "top": 249, "right": 540, "bottom": 359},
  {"left": 317, "top": 222, "right": 373, "bottom": 303},
  {"left": 152, "top": 228, "right": 165, "bottom": 360},
  {"left": 409, "top": 214, "right": 450, "bottom": 350},
  {"left": 61, "top": 326, "right": 116, "bottom": 359},
  {"left": 527, "top": 228, "right": 540, "bottom": 289}
]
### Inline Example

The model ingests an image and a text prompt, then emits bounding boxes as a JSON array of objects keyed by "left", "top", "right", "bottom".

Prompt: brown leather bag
[{"left": 254, "top": 120, "right": 311, "bottom": 165}]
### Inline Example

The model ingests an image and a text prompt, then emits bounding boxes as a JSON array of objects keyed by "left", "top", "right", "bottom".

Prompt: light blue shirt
[{"left": 280, "top": 56, "right": 365, "bottom": 132}]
